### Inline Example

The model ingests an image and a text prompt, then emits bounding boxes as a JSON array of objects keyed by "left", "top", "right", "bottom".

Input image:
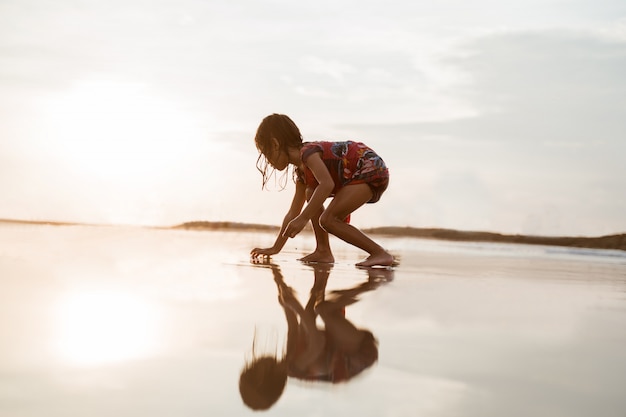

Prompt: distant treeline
[
  {"left": 0, "top": 218, "right": 79, "bottom": 226},
  {"left": 175, "top": 221, "right": 626, "bottom": 251},
  {"left": 2, "top": 218, "right": 624, "bottom": 252},
  {"left": 362, "top": 226, "right": 626, "bottom": 251},
  {"left": 174, "top": 221, "right": 280, "bottom": 232}
]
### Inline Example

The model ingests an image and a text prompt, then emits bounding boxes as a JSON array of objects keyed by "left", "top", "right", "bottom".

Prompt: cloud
[
  {"left": 337, "top": 29, "right": 626, "bottom": 234},
  {"left": 343, "top": 30, "right": 626, "bottom": 153},
  {"left": 300, "top": 56, "right": 356, "bottom": 81},
  {"left": 451, "top": 30, "right": 626, "bottom": 129}
]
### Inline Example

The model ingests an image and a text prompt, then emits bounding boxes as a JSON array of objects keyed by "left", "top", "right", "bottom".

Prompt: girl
[{"left": 250, "top": 113, "right": 394, "bottom": 268}]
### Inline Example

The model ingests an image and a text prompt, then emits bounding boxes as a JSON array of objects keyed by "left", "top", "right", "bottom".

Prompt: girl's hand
[
  {"left": 251, "top": 246, "right": 279, "bottom": 259},
  {"left": 283, "top": 215, "right": 308, "bottom": 239}
]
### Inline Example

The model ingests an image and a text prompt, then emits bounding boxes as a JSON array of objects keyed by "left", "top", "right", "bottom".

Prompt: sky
[{"left": 1, "top": 0, "right": 625, "bottom": 236}]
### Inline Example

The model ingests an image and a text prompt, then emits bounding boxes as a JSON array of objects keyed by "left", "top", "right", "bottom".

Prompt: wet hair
[
  {"left": 239, "top": 356, "right": 288, "bottom": 410},
  {"left": 238, "top": 329, "right": 288, "bottom": 410},
  {"left": 254, "top": 113, "right": 303, "bottom": 190}
]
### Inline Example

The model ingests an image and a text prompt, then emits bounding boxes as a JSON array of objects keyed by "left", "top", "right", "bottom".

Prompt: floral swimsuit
[{"left": 298, "top": 141, "right": 389, "bottom": 203}]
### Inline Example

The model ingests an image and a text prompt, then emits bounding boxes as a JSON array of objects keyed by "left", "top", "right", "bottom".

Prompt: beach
[{"left": 1, "top": 223, "right": 625, "bottom": 416}]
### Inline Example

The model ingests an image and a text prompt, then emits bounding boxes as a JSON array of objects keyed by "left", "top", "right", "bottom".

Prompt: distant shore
[
  {"left": 2, "top": 218, "right": 624, "bottom": 252},
  {"left": 174, "top": 221, "right": 626, "bottom": 252}
]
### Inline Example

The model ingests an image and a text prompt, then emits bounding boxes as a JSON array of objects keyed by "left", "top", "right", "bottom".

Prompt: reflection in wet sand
[
  {"left": 239, "top": 261, "right": 393, "bottom": 410},
  {"left": 2, "top": 225, "right": 626, "bottom": 416},
  {"left": 53, "top": 290, "right": 160, "bottom": 366}
]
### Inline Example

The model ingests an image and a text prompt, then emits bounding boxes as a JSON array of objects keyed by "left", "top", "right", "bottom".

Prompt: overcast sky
[{"left": 1, "top": 0, "right": 625, "bottom": 236}]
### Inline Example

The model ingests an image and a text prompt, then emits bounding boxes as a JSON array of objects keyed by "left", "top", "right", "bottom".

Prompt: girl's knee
[
  {"left": 318, "top": 211, "right": 331, "bottom": 231},
  {"left": 319, "top": 211, "right": 341, "bottom": 232}
]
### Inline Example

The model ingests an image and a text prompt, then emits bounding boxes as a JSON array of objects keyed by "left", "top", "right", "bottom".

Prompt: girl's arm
[
  {"left": 251, "top": 181, "right": 307, "bottom": 258},
  {"left": 283, "top": 153, "right": 334, "bottom": 238}
]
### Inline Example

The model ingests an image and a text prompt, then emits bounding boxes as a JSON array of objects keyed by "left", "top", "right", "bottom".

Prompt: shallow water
[{"left": 1, "top": 224, "right": 625, "bottom": 416}]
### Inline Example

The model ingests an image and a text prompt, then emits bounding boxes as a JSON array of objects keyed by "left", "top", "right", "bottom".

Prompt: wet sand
[{"left": 1, "top": 223, "right": 625, "bottom": 416}]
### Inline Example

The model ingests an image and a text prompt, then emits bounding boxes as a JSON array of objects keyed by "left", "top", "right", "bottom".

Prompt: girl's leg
[
  {"left": 320, "top": 184, "right": 394, "bottom": 267},
  {"left": 270, "top": 264, "right": 325, "bottom": 367},
  {"left": 315, "top": 298, "right": 364, "bottom": 353},
  {"left": 304, "top": 264, "right": 331, "bottom": 312},
  {"left": 299, "top": 187, "right": 334, "bottom": 263},
  {"left": 319, "top": 314, "right": 365, "bottom": 353}
]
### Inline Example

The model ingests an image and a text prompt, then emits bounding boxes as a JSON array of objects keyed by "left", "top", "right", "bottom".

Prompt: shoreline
[
  {"left": 169, "top": 221, "right": 626, "bottom": 252},
  {"left": 2, "top": 218, "right": 625, "bottom": 252}
]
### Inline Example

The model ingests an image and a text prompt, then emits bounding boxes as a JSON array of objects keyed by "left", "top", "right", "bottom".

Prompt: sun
[{"left": 40, "top": 78, "right": 203, "bottom": 184}]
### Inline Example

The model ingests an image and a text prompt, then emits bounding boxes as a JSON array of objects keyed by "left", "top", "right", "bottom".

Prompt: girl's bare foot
[
  {"left": 298, "top": 251, "right": 335, "bottom": 264},
  {"left": 355, "top": 251, "right": 395, "bottom": 268}
]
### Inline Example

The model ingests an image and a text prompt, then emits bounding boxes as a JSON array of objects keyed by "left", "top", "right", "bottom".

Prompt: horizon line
[{"left": 1, "top": 217, "right": 624, "bottom": 252}]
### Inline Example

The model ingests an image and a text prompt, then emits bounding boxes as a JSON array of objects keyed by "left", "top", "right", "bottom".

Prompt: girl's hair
[
  {"left": 254, "top": 113, "right": 303, "bottom": 189},
  {"left": 239, "top": 330, "right": 288, "bottom": 410},
  {"left": 239, "top": 356, "right": 288, "bottom": 410}
]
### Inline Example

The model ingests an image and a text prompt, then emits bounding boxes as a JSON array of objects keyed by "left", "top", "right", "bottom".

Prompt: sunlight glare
[
  {"left": 54, "top": 290, "right": 161, "bottom": 366},
  {"left": 41, "top": 78, "right": 206, "bottom": 183}
]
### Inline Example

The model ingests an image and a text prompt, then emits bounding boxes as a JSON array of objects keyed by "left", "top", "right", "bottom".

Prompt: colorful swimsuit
[{"left": 298, "top": 141, "right": 389, "bottom": 203}]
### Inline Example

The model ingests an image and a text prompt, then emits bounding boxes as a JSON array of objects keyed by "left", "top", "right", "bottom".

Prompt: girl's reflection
[{"left": 239, "top": 262, "right": 393, "bottom": 410}]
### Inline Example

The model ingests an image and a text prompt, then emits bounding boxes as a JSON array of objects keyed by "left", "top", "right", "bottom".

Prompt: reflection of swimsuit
[{"left": 298, "top": 141, "right": 389, "bottom": 203}]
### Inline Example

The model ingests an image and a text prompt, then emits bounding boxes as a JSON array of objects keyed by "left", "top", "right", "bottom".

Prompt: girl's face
[{"left": 266, "top": 138, "right": 290, "bottom": 171}]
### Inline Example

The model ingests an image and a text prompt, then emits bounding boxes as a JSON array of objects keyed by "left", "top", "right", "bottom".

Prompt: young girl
[{"left": 250, "top": 113, "right": 394, "bottom": 268}]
